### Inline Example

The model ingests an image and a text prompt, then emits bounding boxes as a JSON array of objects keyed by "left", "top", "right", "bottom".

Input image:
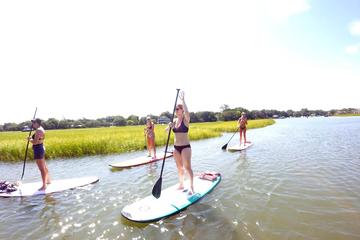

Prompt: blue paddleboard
[{"left": 121, "top": 174, "right": 221, "bottom": 222}]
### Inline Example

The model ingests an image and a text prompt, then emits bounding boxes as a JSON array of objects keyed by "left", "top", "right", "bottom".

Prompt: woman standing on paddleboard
[
  {"left": 28, "top": 118, "right": 51, "bottom": 191},
  {"left": 238, "top": 112, "right": 248, "bottom": 146},
  {"left": 169, "top": 91, "right": 194, "bottom": 194},
  {"left": 145, "top": 116, "right": 156, "bottom": 159}
]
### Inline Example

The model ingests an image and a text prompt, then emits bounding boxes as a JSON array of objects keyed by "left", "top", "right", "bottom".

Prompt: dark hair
[{"left": 31, "top": 118, "right": 42, "bottom": 125}]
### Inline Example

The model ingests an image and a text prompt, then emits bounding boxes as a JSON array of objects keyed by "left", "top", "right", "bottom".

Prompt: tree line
[{"left": 0, "top": 106, "right": 358, "bottom": 132}]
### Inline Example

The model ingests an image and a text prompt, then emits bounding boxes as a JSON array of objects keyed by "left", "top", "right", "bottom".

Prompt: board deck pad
[
  {"left": 228, "top": 142, "right": 254, "bottom": 151},
  {"left": 121, "top": 174, "right": 221, "bottom": 222},
  {"left": 0, "top": 176, "right": 99, "bottom": 197},
  {"left": 109, "top": 152, "right": 173, "bottom": 168}
]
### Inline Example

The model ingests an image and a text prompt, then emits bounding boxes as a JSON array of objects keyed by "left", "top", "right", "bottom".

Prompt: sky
[{"left": 0, "top": 0, "right": 359, "bottom": 124}]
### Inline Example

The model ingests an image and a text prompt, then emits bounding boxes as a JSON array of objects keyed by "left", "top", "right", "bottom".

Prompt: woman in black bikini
[
  {"left": 28, "top": 118, "right": 51, "bottom": 191},
  {"left": 169, "top": 91, "right": 194, "bottom": 194}
]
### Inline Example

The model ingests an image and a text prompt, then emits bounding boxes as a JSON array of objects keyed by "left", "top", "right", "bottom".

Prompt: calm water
[{"left": 1, "top": 117, "right": 360, "bottom": 240}]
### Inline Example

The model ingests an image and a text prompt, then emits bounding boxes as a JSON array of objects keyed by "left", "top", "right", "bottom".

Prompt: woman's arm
[{"left": 180, "top": 91, "right": 190, "bottom": 123}]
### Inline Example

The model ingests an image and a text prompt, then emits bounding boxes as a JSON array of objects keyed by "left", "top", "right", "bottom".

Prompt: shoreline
[{"left": 0, "top": 119, "right": 275, "bottom": 162}]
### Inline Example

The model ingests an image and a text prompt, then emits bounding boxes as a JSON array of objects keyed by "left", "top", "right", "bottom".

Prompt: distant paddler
[
  {"left": 145, "top": 116, "right": 157, "bottom": 159},
  {"left": 28, "top": 118, "right": 51, "bottom": 191},
  {"left": 238, "top": 112, "right": 249, "bottom": 146}
]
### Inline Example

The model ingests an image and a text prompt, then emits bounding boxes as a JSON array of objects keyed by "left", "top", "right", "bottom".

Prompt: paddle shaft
[
  {"left": 222, "top": 126, "right": 240, "bottom": 149},
  {"left": 159, "top": 89, "right": 180, "bottom": 177},
  {"left": 21, "top": 107, "right": 37, "bottom": 180},
  {"left": 152, "top": 89, "right": 180, "bottom": 198},
  {"left": 144, "top": 129, "right": 147, "bottom": 149}
]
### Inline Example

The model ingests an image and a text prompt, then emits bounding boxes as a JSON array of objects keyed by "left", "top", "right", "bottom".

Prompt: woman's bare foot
[
  {"left": 177, "top": 184, "right": 184, "bottom": 190},
  {"left": 38, "top": 185, "right": 47, "bottom": 191}
]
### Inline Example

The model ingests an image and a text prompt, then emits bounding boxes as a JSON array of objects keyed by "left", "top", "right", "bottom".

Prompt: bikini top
[
  {"left": 32, "top": 132, "right": 45, "bottom": 141},
  {"left": 172, "top": 120, "right": 189, "bottom": 133}
]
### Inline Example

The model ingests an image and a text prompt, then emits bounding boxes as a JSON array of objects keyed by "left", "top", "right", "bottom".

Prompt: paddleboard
[
  {"left": 228, "top": 142, "right": 254, "bottom": 151},
  {"left": 0, "top": 176, "right": 99, "bottom": 197},
  {"left": 121, "top": 173, "right": 221, "bottom": 222},
  {"left": 109, "top": 152, "right": 173, "bottom": 168}
]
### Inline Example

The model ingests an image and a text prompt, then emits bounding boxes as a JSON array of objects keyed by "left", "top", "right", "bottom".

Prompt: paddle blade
[
  {"left": 221, "top": 143, "right": 228, "bottom": 150},
  {"left": 152, "top": 177, "right": 162, "bottom": 199}
]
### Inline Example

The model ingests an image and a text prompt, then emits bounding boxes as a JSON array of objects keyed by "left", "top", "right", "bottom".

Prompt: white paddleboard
[
  {"left": 0, "top": 176, "right": 99, "bottom": 197},
  {"left": 228, "top": 142, "right": 254, "bottom": 151},
  {"left": 109, "top": 152, "right": 173, "bottom": 168},
  {"left": 121, "top": 174, "right": 221, "bottom": 222}
]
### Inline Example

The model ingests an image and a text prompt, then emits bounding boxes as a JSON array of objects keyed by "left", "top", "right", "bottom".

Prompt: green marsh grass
[{"left": 0, "top": 119, "right": 275, "bottom": 162}]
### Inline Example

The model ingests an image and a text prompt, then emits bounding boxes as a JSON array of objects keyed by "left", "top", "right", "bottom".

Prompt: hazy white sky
[{"left": 0, "top": 0, "right": 359, "bottom": 124}]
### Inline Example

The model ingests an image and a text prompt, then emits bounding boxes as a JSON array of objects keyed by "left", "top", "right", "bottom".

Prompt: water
[{"left": 1, "top": 117, "right": 360, "bottom": 240}]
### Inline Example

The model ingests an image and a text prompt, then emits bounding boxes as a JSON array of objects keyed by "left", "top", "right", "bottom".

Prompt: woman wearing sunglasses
[{"left": 169, "top": 91, "right": 194, "bottom": 194}]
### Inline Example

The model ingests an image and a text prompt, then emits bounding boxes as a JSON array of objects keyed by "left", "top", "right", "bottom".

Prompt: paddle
[
  {"left": 152, "top": 89, "right": 180, "bottom": 199},
  {"left": 143, "top": 130, "right": 147, "bottom": 150},
  {"left": 21, "top": 107, "right": 38, "bottom": 180},
  {"left": 221, "top": 126, "right": 240, "bottom": 150}
]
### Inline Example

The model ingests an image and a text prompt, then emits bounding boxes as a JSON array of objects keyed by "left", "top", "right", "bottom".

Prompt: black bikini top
[
  {"left": 172, "top": 120, "right": 189, "bottom": 133},
  {"left": 32, "top": 133, "right": 45, "bottom": 141}
]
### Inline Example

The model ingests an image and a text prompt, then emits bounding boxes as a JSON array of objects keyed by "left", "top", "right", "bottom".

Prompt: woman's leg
[
  {"left": 153, "top": 137, "right": 156, "bottom": 158},
  {"left": 36, "top": 158, "right": 48, "bottom": 191},
  {"left": 173, "top": 149, "right": 184, "bottom": 189},
  {"left": 182, "top": 148, "right": 193, "bottom": 194},
  {"left": 243, "top": 128, "right": 247, "bottom": 145},
  {"left": 45, "top": 161, "right": 51, "bottom": 184},
  {"left": 146, "top": 137, "right": 151, "bottom": 156},
  {"left": 239, "top": 128, "right": 243, "bottom": 145},
  {"left": 150, "top": 137, "right": 156, "bottom": 158}
]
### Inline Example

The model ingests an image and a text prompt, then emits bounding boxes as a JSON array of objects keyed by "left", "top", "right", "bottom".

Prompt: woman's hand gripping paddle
[{"left": 152, "top": 89, "right": 180, "bottom": 199}]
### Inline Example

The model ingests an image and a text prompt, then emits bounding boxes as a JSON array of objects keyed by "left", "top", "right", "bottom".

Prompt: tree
[
  {"left": 220, "top": 104, "right": 230, "bottom": 112},
  {"left": 113, "top": 116, "right": 126, "bottom": 126},
  {"left": 127, "top": 120, "right": 135, "bottom": 126},
  {"left": 195, "top": 111, "right": 217, "bottom": 122},
  {"left": 44, "top": 118, "right": 59, "bottom": 129},
  {"left": 127, "top": 115, "right": 139, "bottom": 125},
  {"left": 286, "top": 110, "right": 294, "bottom": 117},
  {"left": 84, "top": 120, "right": 101, "bottom": 128},
  {"left": 300, "top": 108, "right": 310, "bottom": 117},
  {"left": 221, "top": 110, "right": 240, "bottom": 121},
  {"left": 17, "top": 121, "right": 32, "bottom": 131},
  {"left": 58, "top": 119, "right": 73, "bottom": 129},
  {"left": 159, "top": 111, "right": 172, "bottom": 119},
  {"left": 3, "top": 123, "right": 18, "bottom": 131},
  {"left": 189, "top": 112, "right": 199, "bottom": 122},
  {"left": 139, "top": 117, "right": 146, "bottom": 125}
]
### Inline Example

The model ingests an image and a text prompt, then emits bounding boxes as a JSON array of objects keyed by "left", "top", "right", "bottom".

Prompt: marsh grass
[{"left": 0, "top": 119, "right": 275, "bottom": 161}]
